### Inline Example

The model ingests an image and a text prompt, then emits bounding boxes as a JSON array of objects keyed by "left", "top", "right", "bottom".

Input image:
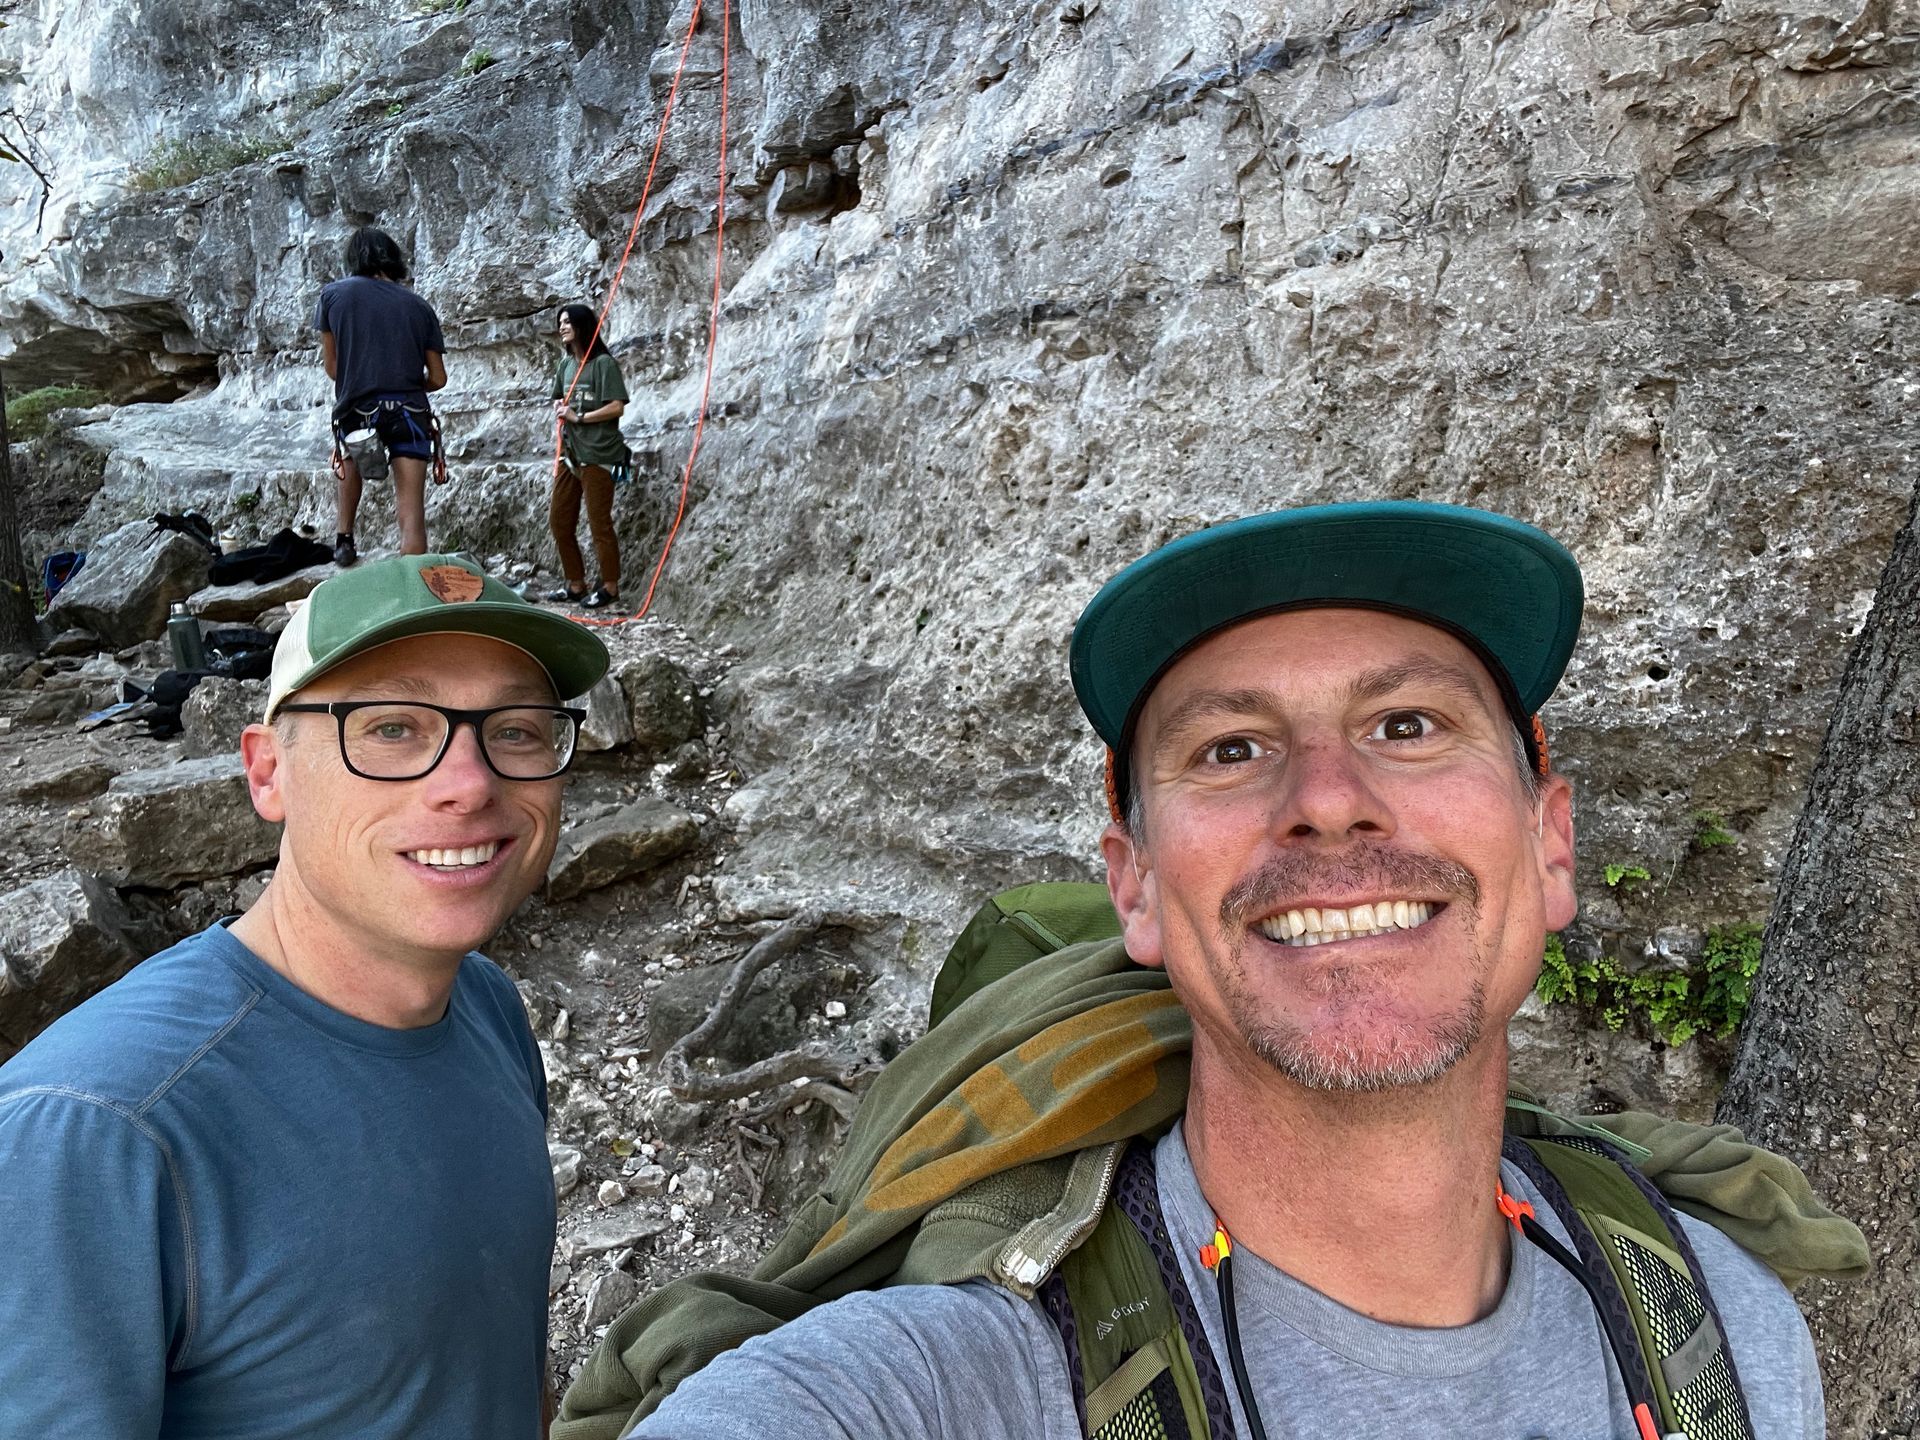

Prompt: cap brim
[
  {"left": 1070, "top": 501, "right": 1583, "bottom": 749},
  {"left": 277, "top": 602, "right": 610, "bottom": 708}
]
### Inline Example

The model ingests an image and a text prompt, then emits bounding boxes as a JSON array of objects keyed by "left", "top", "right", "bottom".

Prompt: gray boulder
[
  {"left": 616, "top": 656, "right": 702, "bottom": 757},
  {"left": 181, "top": 677, "right": 269, "bottom": 759},
  {"left": 185, "top": 563, "right": 332, "bottom": 623},
  {"left": 44, "top": 520, "right": 214, "bottom": 649},
  {"left": 0, "top": 870, "right": 141, "bottom": 1057},
  {"left": 62, "top": 754, "right": 281, "bottom": 887},
  {"left": 15, "top": 756, "right": 121, "bottom": 804},
  {"left": 546, "top": 800, "right": 700, "bottom": 902},
  {"left": 577, "top": 674, "right": 634, "bottom": 754}
]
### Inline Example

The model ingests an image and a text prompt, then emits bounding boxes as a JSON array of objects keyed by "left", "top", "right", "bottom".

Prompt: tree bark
[
  {"left": 1718, "top": 480, "right": 1920, "bottom": 1438},
  {"left": 0, "top": 362, "right": 41, "bottom": 653}
]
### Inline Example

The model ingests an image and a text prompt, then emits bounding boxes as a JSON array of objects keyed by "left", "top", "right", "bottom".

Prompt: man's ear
[
  {"left": 1535, "top": 773, "right": 1577, "bottom": 931},
  {"left": 240, "top": 723, "right": 289, "bottom": 824},
  {"left": 1100, "top": 821, "right": 1165, "bottom": 970}
]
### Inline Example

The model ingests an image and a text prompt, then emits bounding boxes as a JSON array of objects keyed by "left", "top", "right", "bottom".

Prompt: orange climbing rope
[
  {"left": 638, "top": 0, "right": 729, "bottom": 619},
  {"left": 551, "top": 0, "right": 732, "bottom": 622}
]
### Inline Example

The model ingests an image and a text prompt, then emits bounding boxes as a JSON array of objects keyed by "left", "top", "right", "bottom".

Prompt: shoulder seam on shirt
[
  {"left": 137, "top": 986, "right": 263, "bottom": 1117},
  {"left": 0, "top": 1085, "right": 202, "bottom": 1363}
]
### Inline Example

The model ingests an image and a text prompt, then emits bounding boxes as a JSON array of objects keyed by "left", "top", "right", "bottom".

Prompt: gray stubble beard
[{"left": 1213, "top": 843, "right": 1490, "bottom": 1094}]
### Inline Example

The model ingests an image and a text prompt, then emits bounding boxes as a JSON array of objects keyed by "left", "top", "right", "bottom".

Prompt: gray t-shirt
[{"left": 636, "top": 1125, "right": 1821, "bottom": 1439}]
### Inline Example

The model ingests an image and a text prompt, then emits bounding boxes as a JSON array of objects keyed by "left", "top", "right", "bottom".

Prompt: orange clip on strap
[
  {"left": 1103, "top": 748, "right": 1124, "bottom": 824},
  {"left": 1495, "top": 1184, "right": 1535, "bottom": 1232},
  {"left": 1199, "top": 1220, "right": 1233, "bottom": 1272},
  {"left": 1531, "top": 714, "right": 1550, "bottom": 776}
]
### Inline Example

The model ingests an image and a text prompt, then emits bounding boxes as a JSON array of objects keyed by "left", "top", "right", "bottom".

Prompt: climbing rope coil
[{"left": 553, "top": 0, "right": 732, "bottom": 622}]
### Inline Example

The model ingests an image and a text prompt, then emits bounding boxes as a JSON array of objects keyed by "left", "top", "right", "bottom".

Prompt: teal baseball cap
[
  {"left": 264, "top": 553, "right": 610, "bottom": 718},
  {"left": 1071, "top": 501, "right": 1584, "bottom": 814}
]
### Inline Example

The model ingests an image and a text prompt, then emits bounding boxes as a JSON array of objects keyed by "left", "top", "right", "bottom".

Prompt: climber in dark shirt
[{"left": 313, "top": 227, "right": 448, "bottom": 565}]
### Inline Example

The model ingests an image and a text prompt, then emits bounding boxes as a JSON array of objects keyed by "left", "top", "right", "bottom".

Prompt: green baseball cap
[
  {"left": 264, "top": 553, "right": 610, "bottom": 718},
  {"left": 1071, "top": 501, "right": 1584, "bottom": 810}
]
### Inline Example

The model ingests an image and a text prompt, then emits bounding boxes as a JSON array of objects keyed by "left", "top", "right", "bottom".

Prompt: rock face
[
  {"left": 42, "top": 521, "right": 214, "bottom": 649},
  {"left": 180, "top": 677, "right": 268, "bottom": 759},
  {"left": 3, "top": 0, "right": 1918, "bottom": 1048},
  {"left": 0, "top": 870, "right": 141, "bottom": 1056},
  {"left": 546, "top": 799, "right": 701, "bottom": 902},
  {"left": 62, "top": 754, "right": 281, "bottom": 888},
  {"left": 616, "top": 655, "right": 702, "bottom": 757}
]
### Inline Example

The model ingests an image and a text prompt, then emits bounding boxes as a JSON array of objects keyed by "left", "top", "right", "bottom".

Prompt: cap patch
[{"left": 421, "top": 565, "right": 484, "bottom": 604}]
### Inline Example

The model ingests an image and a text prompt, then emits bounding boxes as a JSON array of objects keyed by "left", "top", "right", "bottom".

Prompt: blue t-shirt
[
  {"left": 0, "top": 924, "right": 555, "bottom": 1439},
  {"left": 313, "top": 274, "right": 446, "bottom": 420}
]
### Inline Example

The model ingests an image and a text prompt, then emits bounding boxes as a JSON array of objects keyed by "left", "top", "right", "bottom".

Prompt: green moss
[
  {"left": 6, "top": 385, "right": 105, "bottom": 440},
  {"left": 1692, "top": 810, "right": 1737, "bottom": 850},
  {"left": 128, "top": 131, "right": 291, "bottom": 192},
  {"left": 1535, "top": 923, "right": 1764, "bottom": 1045},
  {"left": 302, "top": 81, "right": 347, "bottom": 111},
  {"left": 460, "top": 48, "right": 497, "bottom": 76}
]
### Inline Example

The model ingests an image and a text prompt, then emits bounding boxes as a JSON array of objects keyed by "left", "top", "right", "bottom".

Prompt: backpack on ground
[{"left": 41, "top": 550, "right": 84, "bottom": 600}]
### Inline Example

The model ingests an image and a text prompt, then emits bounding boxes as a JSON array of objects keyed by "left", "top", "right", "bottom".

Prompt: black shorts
[{"left": 336, "top": 393, "right": 436, "bottom": 462}]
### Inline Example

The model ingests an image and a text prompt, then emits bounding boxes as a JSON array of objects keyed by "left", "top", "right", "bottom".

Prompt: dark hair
[
  {"left": 344, "top": 227, "right": 409, "bottom": 281},
  {"left": 559, "top": 304, "right": 610, "bottom": 362}
]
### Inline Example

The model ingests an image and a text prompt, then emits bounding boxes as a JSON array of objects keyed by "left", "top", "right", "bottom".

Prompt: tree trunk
[
  {"left": 1717, "top": 480, "right": 1920, "bottom": 1438},
  {"left": 0, "top": 362, "right": 41, "bottom": 653}
]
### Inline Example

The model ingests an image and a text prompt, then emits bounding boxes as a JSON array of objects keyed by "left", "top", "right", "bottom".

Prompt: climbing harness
[{"left": 553, "top": 0, "right": 732, "bottom": 623}]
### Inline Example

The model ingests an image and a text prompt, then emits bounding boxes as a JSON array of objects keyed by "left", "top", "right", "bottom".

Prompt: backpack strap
[
  {"left": 1040, "top": 1140, "right": 1237, "bottom": 1439},
  {"left": 1505, "top": 1133, "right": 1759, "bottom": 1440}
]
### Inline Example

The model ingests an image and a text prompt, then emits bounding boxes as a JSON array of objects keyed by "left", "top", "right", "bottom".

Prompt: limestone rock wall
[{"left": 5, "top": 0, "right": 1919, "bottom": 1035}]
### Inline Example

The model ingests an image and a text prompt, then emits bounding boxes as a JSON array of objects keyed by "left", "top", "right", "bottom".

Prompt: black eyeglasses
[{"left": 276, "top": 701, "right": 588, "bottom": 781}]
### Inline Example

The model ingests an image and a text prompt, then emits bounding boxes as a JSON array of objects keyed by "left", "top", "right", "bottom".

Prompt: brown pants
[{"left": 549, "top": 463, "right": 620, "bottom": 589}]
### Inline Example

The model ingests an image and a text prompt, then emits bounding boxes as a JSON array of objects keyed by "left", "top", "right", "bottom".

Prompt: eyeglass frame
[{"left": 274, "top": 700, "right": 589, "bottom": 782}]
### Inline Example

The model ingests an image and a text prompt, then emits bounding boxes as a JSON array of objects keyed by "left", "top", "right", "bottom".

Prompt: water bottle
[{"left": 168, "top": 602, "right": 208, "bottom": 672}]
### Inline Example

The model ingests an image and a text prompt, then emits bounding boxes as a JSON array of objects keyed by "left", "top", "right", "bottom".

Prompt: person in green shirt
[{"left": 546, "top": 304, "right": 630, "bottom": 608}]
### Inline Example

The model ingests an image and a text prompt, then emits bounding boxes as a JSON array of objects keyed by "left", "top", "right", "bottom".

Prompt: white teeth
[
  {"left": 1256, "top": 899, "right": 1439, "bottom": 947},
  {"left": 408, "top": 841, "right": 500, "bottom": 870}
]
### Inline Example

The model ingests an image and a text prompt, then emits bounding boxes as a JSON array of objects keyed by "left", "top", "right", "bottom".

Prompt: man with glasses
[{"left": 0, "top": 554, "right": 606, "bottom": 1438}]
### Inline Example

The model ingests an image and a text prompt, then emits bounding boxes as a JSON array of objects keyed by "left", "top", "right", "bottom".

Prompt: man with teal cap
[
  {"left": 620, "top": 501, "right": 1823, "bottom": 1440},
  {"left": 0, "top": 554, "right": 607, "bottom": 1437}
]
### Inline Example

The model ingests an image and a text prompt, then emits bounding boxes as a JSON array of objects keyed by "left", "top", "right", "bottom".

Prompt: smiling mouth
[
  {"left": 404, "top": 841, "right": 504, "bottom": 871},
  {"left": 1256, "top": 900, "right": 1443, "bottom": 948}
]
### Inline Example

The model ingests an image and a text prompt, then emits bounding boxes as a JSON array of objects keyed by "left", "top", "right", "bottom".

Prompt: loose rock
[
  {"left": 571, "top": 1212, "right": 671, "bottom": 1259},
  {"left": 0, "top": 870, "right": 140, "bottom": 1057},
  {"left": 60, "top": 754, "right": 281, "bottom": 887},
  {"left": 546, "top": 800, "right": 700, "bottom": 902},
  {"left": 180, "top": 678, "right": 269, "bottom": 759},
  {"left": 582, "top": 1268, "right": 639, "bottom": 1329},
  {"left": 550, "top": 1143, "right": 584, "bottom": 1199},
  {"left": 184, "top": 563, "right": 331, "bottom": 623},
  {"left": 577, "top": 674, "right": 634, "bottom": 754},
  {"left": 616, "top": 655, "right": 702, "bottom": 756}
]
